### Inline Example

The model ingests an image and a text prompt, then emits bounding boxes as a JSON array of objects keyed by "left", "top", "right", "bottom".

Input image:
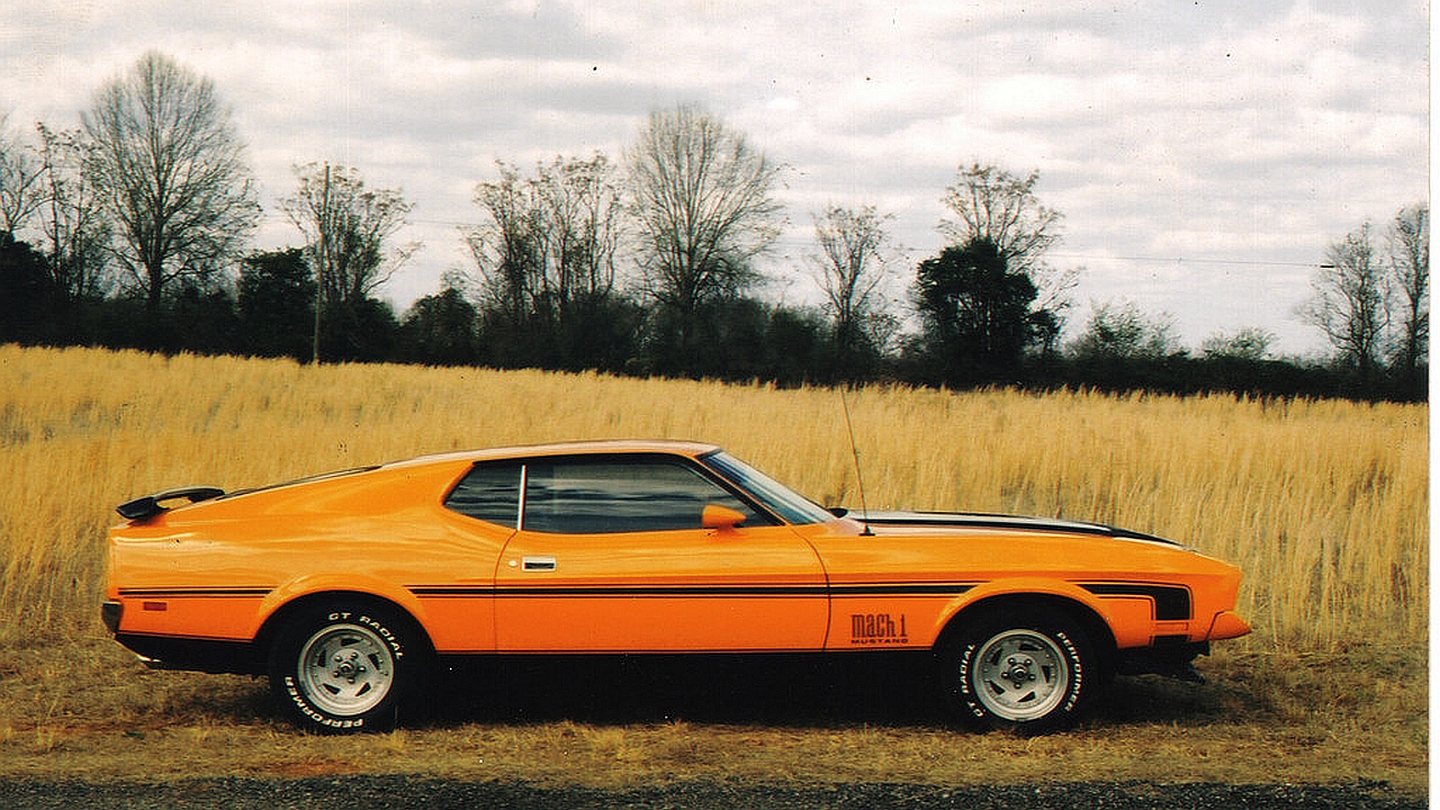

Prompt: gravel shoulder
[{"left": 0, "top": 777, "right": 1425, "bottom": 810}]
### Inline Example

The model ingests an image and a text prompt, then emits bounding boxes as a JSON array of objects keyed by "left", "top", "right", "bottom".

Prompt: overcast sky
[{"left": 2, "top": 0, "right": 1429, "bottom": 356}]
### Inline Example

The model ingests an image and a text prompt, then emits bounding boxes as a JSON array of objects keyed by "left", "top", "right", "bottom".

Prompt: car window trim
[
  {"left": 444, "top": 452, "right": 788, "bottom": 532},
  {"left": 516, "top": 463, "right": 529, "bottom": 531},
  {"left": 520, "top": 452, "right": 785, "bottom": 533}
]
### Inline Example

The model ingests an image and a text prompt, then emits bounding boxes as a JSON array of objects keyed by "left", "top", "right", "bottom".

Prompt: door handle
[{"left": 522, "top": 556, "right": 557, "bottom": 572}]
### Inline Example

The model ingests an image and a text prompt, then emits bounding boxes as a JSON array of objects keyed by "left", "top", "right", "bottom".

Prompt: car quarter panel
[{"left": 106, "top": 459, "right": 509, "bottom": 655}]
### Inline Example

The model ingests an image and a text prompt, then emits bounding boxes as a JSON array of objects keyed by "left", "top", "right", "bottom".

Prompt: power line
[{"left": 1047, "top": 252, "right": 1325, "bottom": 269}]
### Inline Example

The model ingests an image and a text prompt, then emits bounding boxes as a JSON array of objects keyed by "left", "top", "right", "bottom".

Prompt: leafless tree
[
  {"left": 282, "top": 162, "right": 416, "bottom": 362},
  {"left": 1303, "top": 221, "right": 1388, "bottom": 380},
  {"left": 1386, "top": 204, "right": 1428, "bottom": 385},
  {"left": 465, "top": 153, "right": 624, "bottom": 325},
  {"left": 36, "top": 123, "right": 112, "bottom": 302},
  {"left": 0, "top": 114, "right": 45, "bottom": 237},
  {"left": 467, "top": 161, "right": 542, "bottom": 323},
  {"left": 283, "top": 162, "right": 416, "bottom": 309},
  {"left": 625, "top": 105, "right": 781, "bottom": 347},
  {"left": 941, "top": 164, "right": 1060, "bottom": 273},
  {"left": 81, "top": 52, "right": 259, "bottom": 308},
  {"left": 940, "top": 163, "right": 1075, "bottom": 316},
  {"left": 808, "top": 204, "right": 898, "bottom": 357},
  {"left": 538, "top": 154, "right": 624, "bottom": 306}
]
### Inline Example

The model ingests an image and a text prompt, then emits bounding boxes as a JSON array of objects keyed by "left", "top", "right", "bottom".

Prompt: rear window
[{"left": 443, "top": 461, "right": 522, "bottom": 528}]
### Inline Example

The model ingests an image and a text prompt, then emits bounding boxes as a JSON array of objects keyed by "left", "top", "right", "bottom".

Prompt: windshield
[{"left": 701, "top": 450, "right": 836, "bottom": 526}]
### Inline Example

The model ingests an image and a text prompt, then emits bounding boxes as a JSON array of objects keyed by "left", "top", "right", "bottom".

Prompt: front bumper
[{"left": 1207, "top": 610, "right": 1251, "bottom": 641}]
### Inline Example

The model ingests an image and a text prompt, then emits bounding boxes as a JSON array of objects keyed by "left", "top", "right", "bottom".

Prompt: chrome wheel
[
  {"left": 972, "top": 628, "right": 1071, "bottom": 722},
  {"left": 295, "top": 622, "right": 397, "bottom": 718}
]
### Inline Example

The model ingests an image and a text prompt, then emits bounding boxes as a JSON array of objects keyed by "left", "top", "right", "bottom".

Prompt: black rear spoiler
[{"left": 116, "top": 487, "right": 226, "bottom": 522}]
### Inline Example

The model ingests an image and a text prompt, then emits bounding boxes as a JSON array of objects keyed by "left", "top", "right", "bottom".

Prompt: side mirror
[{"left": 702, "top": 504, "right": 747, "bottom": 531}]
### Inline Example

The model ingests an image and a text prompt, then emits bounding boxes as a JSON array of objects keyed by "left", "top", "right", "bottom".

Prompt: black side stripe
[
  {"left": 1080, "top": 583, "right": 1192, "bottom": 621},
  {"left": 118, "top": 583, "right": 1191, "bottom": 621},
  {"left": 117, "top": 588, "right": 271, "bottom": 598},
  {"left": 411, "top": 583, "right": 979, "bottom": 598},
  {"left": 833, "top": 583, "right": 977, "bottom": 596}
]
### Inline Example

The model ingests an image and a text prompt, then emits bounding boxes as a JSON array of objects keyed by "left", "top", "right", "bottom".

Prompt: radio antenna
[{"left": 840, "top": 387, "right": 874, "bottom": 536}]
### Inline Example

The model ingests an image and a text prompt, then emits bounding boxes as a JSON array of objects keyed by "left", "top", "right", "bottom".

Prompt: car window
[
  {"left": 444, "top": 461, "right": 523, "bottom": 527},
  {"left": 701, "top": 450, "right": 836, "bottom": 525},
  {"left": 523, "top": 458, "right": 767, "bottom": 534}
]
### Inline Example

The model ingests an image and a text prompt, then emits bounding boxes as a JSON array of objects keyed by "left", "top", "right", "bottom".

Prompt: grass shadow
[
  {"left": 1094, "top": 673, "right": 1262, "bottom": 728},
  {"left": 425, "top": 653, "right": 1259, "bottom": 732},
  {"left": 50, "top": 640, "right": 1269, "bottom": 734},
  {"left": 432, "top": 653, "right": 942, "bottom": 728}
]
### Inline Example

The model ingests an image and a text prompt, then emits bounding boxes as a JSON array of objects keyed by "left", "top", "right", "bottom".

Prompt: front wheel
[
  {"left": 939, "top": 606, "right": 1098, "bottom": 734},
  {"left": 268, "top": 601, "right": 427, "bottom": 733}
]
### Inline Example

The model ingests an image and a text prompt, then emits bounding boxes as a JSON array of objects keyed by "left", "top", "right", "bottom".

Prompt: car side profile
[{"left": 102, "top": 440, "right": 1250, "bottom": 733}]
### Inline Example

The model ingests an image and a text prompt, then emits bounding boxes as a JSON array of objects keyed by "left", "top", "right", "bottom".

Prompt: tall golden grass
[{"left": 0, "top": 344, "right": 1426, "bottom": 651}]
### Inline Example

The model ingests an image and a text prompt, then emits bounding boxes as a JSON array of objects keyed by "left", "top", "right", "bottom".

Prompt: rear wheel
[
  {"left": 268, "top": 601, "right": 427, "bottom": 733},
  {"left": 939, "top": 606, "right": 1097, "bottom": 734}
]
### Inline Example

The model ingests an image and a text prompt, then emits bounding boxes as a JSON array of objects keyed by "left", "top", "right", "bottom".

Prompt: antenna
[{"left": 839, "top": 387, "right": 874, "bottom": 536}]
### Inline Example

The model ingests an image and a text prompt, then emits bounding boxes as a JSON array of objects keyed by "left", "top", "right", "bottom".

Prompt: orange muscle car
[{"left": 102, "top": 440, "right": 1250, "bottom": 733}]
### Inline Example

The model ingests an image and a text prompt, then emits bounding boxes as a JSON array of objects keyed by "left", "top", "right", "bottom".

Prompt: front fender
[{"left": 932, "top": 577, "right": 1130, "bottom": 648}]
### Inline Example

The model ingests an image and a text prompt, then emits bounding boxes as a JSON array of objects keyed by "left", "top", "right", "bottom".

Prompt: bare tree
[
  {"left": 808, "top": 204, "right": 898, "bottom": 359},
  {"left": 941, "top": 164, "right": 1060, "bottom": 273},
  {"left": 81, "top": 52, "right": 259, "bottom": 308},
  {"left": 0, "top": 114, "right": 45, "bottom": 236},
  {"left": 280, "top": 164, "right": 414, "bottom": 358},
  {"left": 282, "top": 162, "right": 416, "bottom": 361},
  {"left": 940, "top": 163, "right": 1075, "bottom": 318},
  {"left": 540, "top": 154, "right": 624, "bottom": 307},
  {"left": 465, "top": 153, "right": 623, "bottom": 325},
  {"left": 36, "top": 123, "right": 111, "bottom": 303},
  {"left": 626, "top": 105, "right": 781, "bottom": 349},
  {"left": 1386, "top": 204, "right": 1428, "bottom": 386},
  {"left": 467, "top": 161, "right": 543, "bottom": 324},
  {"left": 1303, "top": 221, "right": 1388, "bottom": 381}
]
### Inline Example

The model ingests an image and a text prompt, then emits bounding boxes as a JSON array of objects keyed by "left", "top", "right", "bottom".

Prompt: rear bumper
[
  {"left": 111, "top": 632, "right": 264, "bottom": 675},
  {"left": 103, "top": 601, "right": 262, "bottom": 675},
  {"left": 101, "top": 601, "right": 122, "bottom": 634}
]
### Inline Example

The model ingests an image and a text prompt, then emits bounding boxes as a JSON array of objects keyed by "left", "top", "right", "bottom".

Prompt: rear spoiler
[{"left": 116, "top": 487, "right": 226, "bottom": 522}]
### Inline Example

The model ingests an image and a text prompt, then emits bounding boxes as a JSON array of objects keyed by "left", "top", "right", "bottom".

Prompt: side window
[
  {"left": 523, "top": 458, "right": 767, "bottom": 534},
  {"left": 443, "top": 462, "right": 523, "bottom": 528}
]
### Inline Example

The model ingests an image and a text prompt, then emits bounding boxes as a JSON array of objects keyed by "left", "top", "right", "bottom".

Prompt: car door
[{"left": 494, "top": 454, "right": 830, "bottom": 653}]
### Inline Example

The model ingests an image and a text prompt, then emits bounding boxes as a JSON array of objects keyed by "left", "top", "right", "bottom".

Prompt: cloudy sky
[{"left": 2, "top": 0, "right": 1429, "bottom": 356}]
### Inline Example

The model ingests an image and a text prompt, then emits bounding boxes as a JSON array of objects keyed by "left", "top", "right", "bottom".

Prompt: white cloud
[{"left": 0, "top": 0, "right": 1426, "bottom": 355}]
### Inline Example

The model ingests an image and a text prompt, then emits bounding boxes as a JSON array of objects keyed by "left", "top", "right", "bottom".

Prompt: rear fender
[{"left": 252, "top": 574, "right": 430, "bottom": 641}]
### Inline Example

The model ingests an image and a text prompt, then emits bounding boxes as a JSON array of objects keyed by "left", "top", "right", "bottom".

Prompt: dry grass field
[{"left": 0, "top": 345, "right": 1427, "bottom": 792}]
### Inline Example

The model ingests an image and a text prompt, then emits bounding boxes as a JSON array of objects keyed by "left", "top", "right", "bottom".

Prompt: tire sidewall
[
  {"left": 269, "top": 602, "right": 420, "bottom": 733},
  {"left": 943, "top": 607, "right": 1093, "bottom": 734}
]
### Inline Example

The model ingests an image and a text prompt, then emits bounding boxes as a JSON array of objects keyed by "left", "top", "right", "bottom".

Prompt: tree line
[{"left": 0, "top": 52, "right": 1427, "bottom": 401}]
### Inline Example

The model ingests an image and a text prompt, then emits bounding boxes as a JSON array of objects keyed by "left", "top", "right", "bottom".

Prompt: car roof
[{"left": 385, "top": 439, "right": 724, "bottom": 469}]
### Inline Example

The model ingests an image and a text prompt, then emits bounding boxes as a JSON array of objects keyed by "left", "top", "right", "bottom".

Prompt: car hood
[{"left": 846, "top": 510, "right": 1180, "bottom": 547}]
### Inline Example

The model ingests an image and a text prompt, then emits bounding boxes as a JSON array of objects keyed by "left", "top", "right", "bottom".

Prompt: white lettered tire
[
  {"left": 268, "top": 601, "right": 426, "bottom": 733},
  {"left": 941, "top": 606, "right": 1096, "bottom": 734}
]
